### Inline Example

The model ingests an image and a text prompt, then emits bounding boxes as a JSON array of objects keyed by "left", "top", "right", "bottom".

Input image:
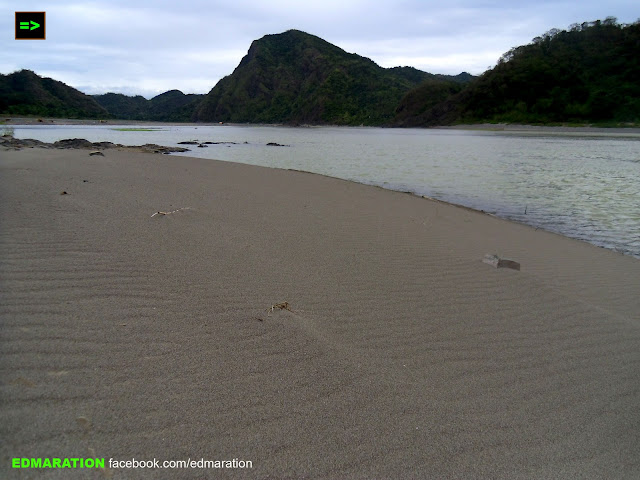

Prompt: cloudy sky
[{"left": 2, "top": 1, "right": 638, "bottom": 98}]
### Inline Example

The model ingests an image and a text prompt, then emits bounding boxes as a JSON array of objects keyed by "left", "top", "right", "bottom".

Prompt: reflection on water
[{"left": 12, "top": 124, "right": 640, "bottom": 258}]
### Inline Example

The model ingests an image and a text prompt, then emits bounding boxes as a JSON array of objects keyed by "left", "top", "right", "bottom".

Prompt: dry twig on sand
[
  {"left": 254, "top": 302, "right": 293, "bottom": 321},
  {"left": 150, "top": 207, "right": 191, "bottom": 217},
  {"left": 267, "top": 302, "right": 293, "bottom": 315}
]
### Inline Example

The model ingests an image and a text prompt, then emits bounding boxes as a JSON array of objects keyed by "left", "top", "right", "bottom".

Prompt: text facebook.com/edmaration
[{"left": 12, "top": 457, "right": 253, "bottom": 470}]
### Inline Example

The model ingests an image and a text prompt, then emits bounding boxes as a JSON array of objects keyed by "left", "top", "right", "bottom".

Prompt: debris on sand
[
  {"left": 266, "top": 301, "right": 293, "bottom": 315},
  {"left": 150, "top": 207, "right": 192, "bottom": 218},
  {"left": 483, "top": 254, "right": 520, "bottom": 270}
]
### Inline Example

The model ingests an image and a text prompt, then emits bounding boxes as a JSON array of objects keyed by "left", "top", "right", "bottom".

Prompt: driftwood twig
[
  {"left": 151, "top": 207, "right": 191, "bottom": 217},
  {"left": 266, "top": 301, "right": 293, "bottom": 315}
]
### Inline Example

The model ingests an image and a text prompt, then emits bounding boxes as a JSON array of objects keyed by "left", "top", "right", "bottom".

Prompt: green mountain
[
  {"left": 93, "top": 90, "right": 204, "bottom": 122},
  {"left": 394, "top": 80, "right": 466, "bottom": 127},
  {"left": 0, "top": 69, "right": 108, "bottom": 118},
  {"left": 91, "top": 92, "right": 148, "bottom": 119},
  {"left": 194, "top": 29, "right": 467, "bottom": 125},
  {"left": 16, "top": 20, "right": 635, "bottom": 128},
  {"left": 396, "top": 19, "right": 640, "bottom": 126},
  {"left": 146, "top": 90, "right": 204, "bottom": 121}
]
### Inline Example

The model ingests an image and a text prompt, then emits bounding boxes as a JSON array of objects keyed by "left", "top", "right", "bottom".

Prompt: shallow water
[{"left": 10, "top": 124, "right": 640, "bottom": 258}]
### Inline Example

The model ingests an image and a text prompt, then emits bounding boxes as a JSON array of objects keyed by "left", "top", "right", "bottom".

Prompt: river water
[{"left": 9, "top": 124, "right": 640, "bottom": 258}]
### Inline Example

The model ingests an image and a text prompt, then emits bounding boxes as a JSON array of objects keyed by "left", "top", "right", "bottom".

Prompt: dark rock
[
  {"left": 2, "top": 136, "right": 189, "bottom": 155},
  {"left": 140, "top": 144, "right": 190, "bottom": 154},
  {"left": 91, "top": 141, "right": 117, "bottom": 149},
  {"left": 177, "top": 141, "right": 199, "bottom": 145},
  {"left": 54, "top": 138, "right": 94, "bottom": 149},
  {"left": 1, "top": 136, "right": 48, "bottom": 149},
  {"left": 266, "top": 142, "right": 290, "bottom": 147}
]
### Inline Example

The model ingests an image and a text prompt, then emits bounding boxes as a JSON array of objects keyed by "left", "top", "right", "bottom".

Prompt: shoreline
[
  {"left": 2, "top": 147, "right": 639, "bottom": 478},
  {"left": 4, "top": 116, "right": 640, "bottom": 135},
  {"left": 4, "top": 135, "right": 638, "bottom": 259},
  {"left": 436, "top": 122, "right": 640, "bottom": 136},
  {"left": 288, "top": 167, "right": 639, "bottom": 259}
]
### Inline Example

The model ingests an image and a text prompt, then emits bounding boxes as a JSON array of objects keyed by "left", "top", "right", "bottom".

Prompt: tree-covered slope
[
  {"left": 147, "top": 90, "right": 204, "bottom": 121},
  {"left": 92, "top": 93, "right": 148, "bottom": 120},
  {"left": 0, "top": 69, "right": 108, "bottom": 118},
  {"left": 93, "top": 90, "right": 204, "bottom": 121},
  {"left": 393, "top": 80, "right": 466, "bottom": 127},
  {"left": 194, "top": 29, "right": 461, "bottom": 125},
  {"left": 398, "top": 19, "right": 640, "bottom": 126}
]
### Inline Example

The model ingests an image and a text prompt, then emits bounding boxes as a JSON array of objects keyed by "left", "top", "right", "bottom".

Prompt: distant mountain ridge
[
  {"left": 0, "top": 70, "right": 204, "bottom": 122},
  {"left": 93, "top": 90, "right": 204, "bottom": 122},
  {"left": 0, "top": 32, "right": 473, "bottom": 125},
  {"left": 194, "top": 29, "right": 470, "bottom": 125},
  {"left": 4, "top": 21, "right": 634, "bottom": 127},
  {"left": 0, "top": 69, "right": 108, "bottom": 118}
]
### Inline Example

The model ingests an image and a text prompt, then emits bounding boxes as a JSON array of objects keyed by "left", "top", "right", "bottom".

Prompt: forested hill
[
  {"left": 93, "top": 90, "right": 204, "bottom": 122},
  {"left": 395, "top": 19, "right": 640, "bottom": 126},
  {"left": 5, "top": 21, "right": 635, "bottom": 127},
  {"left": 0, "top": 69, "right": 108, "bottom": 118},
  {"left": 0, "top": 69, "right": 203, "bottom": 121},
  {"left": 194, "top": 29, "right": 470, "bottom": 125}
]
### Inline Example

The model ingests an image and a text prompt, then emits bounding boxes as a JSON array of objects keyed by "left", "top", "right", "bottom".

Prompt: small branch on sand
[
  {"left": 150, "top": 207, "right": 191, "bottom": 217},
  {"left": 266, "top": 301, "right": 293, "bottom": 315}
]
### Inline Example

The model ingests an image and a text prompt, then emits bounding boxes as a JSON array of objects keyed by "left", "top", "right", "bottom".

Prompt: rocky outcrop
[{"left": 0, "top": 135, "right": 190, "bottom": 154}]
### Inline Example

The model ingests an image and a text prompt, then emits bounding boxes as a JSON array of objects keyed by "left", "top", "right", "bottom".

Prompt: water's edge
[{"left": 8, "top": 124, "right": 640, "bottom": 259}]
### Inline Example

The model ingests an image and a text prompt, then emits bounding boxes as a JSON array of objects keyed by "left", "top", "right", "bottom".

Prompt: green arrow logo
[{"left": 20, "top": 20, "right": 40, "bottom": 30}]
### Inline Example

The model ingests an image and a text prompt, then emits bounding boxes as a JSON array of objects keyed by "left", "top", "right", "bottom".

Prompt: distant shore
[
  {"left": 4, "top": 116, "right": 640, "bottom": 135},
  {"left": 1, "top": 116, "right": 207, "bottom": 127},
  {"left": 438, "top": 122, "right": 640, "bottom": 135}
]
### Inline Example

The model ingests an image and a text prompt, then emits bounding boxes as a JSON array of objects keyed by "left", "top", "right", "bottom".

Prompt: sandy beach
[{"left": 1, "top": 147, "right": 639, "bottom": 478}]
